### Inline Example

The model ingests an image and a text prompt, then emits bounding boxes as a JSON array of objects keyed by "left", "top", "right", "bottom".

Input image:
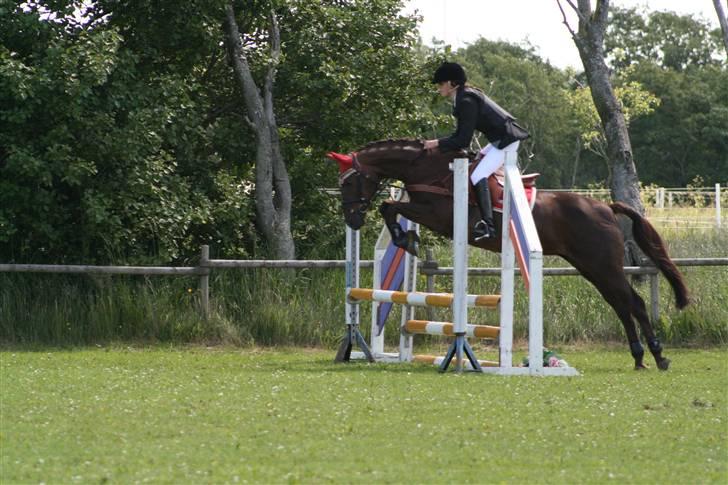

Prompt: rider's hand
[{"left": 423, "top": 139, "right": 439, "bottom": 152}]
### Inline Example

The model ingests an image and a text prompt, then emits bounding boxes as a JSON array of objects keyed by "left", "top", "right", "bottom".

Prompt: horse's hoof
[
  {"left": 406, "top": 231, "right": 419, "bottom": 257},
  {"left": 657, "top": 358, "right": 670, "bottom": 371},
  {"left": 406, "top": 241, "right": 419, "bottom": 257},
  {"left": 634, "top": 363, "right": 649, "bottom": 371}
]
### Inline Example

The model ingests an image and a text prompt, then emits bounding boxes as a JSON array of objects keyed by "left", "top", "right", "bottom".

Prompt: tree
[
  {"left": 623, "top": 63, "right": 728, "bottom": 186},
  {"left": 565, "top": 73, "right": 660, "bottom": 184},
  {"left": 603, "top": 7, "right": 728, "bottom": 186},
  {"left": 714, "top": 0, "right": 728, "bottom": 54},
  {"left": 223, "top": 3, "right": 294, "bottom": 260},
  {"left": 606, "top": 6, "right": 724, "bottom": 71},
  {"left": 1, "top": 0, "right": 432, "bottom": 263},
  {"left": 557, "top": 0, "right": 643, "bottom": 214}
]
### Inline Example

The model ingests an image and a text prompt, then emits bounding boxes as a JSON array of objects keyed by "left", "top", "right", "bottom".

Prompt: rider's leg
[
  {"left": 470, "top": 144, "right": 501, "bottom": 240},
  {"left": 469, "top": 142, "right": 519, "bottom": 240},
  {"left": 472, "top": 178, "right": 496, "bottom": 240}
]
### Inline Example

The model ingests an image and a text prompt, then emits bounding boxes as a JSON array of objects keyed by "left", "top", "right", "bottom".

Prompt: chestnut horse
[{"left": 328, "top": 139, "right": 689, "bottom": 371}]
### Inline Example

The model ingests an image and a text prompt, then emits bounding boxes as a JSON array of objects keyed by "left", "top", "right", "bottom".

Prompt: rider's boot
[{"left": 472, "top": 178, "right": 496, "bottom": 241}]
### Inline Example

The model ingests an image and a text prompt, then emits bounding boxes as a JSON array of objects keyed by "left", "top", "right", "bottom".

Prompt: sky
[{"left": 401, "top": 0, "right": 722, "bottom": 69}]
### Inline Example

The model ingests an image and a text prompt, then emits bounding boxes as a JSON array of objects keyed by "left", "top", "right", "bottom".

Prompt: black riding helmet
[{"left": 432, "top": 62, "right": 467, "bottom": 85}]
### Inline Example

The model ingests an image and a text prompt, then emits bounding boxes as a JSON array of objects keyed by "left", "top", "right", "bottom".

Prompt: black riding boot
[{"left": 472, "top": 178, "right": 496, "bottom": 240}]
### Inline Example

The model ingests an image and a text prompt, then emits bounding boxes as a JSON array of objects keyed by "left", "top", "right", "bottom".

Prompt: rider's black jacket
[{"left": 437, "top": 86, "right": 529, "bottom": 152}]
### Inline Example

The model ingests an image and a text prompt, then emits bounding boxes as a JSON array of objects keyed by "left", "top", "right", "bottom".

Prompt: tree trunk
[
  {"left": 223, "top": 4, "right": 295, "bottom": 259},
  {"left": 571, "top": 133, "right": 581, "bottom": 187},
  {"left": 714, "top": 0, "right": 728, "bottom": 54},
  {"left": 558, "top": 0, "right": 645, "bottom": 265}
]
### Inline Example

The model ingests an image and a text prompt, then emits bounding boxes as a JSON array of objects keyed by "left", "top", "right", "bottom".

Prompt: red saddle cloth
[{"left": 488, "top": 168, "right": 539, "bottom": 212}]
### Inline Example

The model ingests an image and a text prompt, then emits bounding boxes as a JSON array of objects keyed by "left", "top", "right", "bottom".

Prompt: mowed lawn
[{"left": 1, "top": 347, "right": 726, "bottom": 484}]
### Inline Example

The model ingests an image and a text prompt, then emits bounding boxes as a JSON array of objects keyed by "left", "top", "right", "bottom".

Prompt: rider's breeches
[{"left": 470, "top": 141, "right": 520, "bottom": 184}]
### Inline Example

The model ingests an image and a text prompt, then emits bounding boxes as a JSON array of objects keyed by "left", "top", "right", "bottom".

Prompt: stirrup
[{"left": 473, "top": 220, "right": 495, "bottom": 241}]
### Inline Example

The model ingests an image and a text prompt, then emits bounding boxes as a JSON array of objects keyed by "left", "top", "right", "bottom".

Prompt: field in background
[{"left": 2, "top": 347, "right": 725, "bottom": 483}]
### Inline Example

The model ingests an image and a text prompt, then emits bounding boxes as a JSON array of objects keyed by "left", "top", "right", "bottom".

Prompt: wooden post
[
  {"left": 200, "top": 245, "right": 210, "bottom": 318},
  {"left": 716, "top": 184, "right": 721, "bottom": 229},
  {"left": 424, "top": 248, "right": 436, "bottom": 322},
  {"left": 650, "top": 272, "right": 659, "bottom": 322}
]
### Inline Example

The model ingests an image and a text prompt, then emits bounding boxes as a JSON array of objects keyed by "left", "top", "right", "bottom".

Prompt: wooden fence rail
[{"left": 1, "top": 245, "right": 726, "bottom": 322}]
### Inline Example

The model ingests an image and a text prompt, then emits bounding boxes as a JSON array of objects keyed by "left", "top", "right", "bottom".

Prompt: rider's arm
[{"left": 437, "top": 95, "right": 477, "bottom": 152}]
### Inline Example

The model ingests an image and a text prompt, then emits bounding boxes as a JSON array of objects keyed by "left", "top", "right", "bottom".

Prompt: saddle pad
[
  {"left": 494, "top": 186, "right": 537, "bottom": 213},
  {"left": 487, "top": 173, "right": 537, "bottom": 213}
]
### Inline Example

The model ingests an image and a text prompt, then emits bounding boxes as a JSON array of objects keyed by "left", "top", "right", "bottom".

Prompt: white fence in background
[{"left": 547, "top": 184, "right": 724, "bottom": 228}]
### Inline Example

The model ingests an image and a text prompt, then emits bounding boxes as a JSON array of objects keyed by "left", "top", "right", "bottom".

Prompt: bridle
[{"left": 338, "top": 153, "right": 384, "bottom": 218}]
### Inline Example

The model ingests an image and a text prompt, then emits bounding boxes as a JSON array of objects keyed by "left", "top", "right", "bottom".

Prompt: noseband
[{"left": 338, "top": 153, "right": 382, "bottom": 217}]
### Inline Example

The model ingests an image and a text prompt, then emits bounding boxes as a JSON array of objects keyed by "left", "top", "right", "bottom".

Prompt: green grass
[{"left": 1, "top": 347, "right": 726, "bottom": 484}]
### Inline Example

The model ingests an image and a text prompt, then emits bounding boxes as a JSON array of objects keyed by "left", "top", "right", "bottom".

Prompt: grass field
[{"left": 2, "top": 346, "right": 726, "bottom": 484}]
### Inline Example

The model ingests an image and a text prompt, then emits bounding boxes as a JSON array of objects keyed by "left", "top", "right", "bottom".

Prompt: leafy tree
[
  {"left": 604, "top": 6, "right": 728, "bottom": 186},
  {"left": 606, "top": 6, "right": 725, "bottom": 71},
  {"left": 715, "top": 0, "right": 728, "bottom": 54},
  {"left": 0, "top": 0, "right": 433, "bottom": 263},
  {"left": 565, "top": 72, "right": 660, "bottom": 184},
  {"left": 624, "top": 63, "right": 728, "bottom": 185},
  {"left": 557, "top": 0, "right": 644, "bottom": 216}
]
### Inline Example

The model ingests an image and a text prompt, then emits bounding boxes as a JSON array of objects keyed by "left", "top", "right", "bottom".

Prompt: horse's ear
[{"left": 326, "top": 152, "right": 353, "bottom": 173}]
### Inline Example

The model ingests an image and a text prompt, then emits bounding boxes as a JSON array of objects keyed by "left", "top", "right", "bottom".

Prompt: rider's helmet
[{"left": 432, "top": 62, "right": 467, "bottom": 85}]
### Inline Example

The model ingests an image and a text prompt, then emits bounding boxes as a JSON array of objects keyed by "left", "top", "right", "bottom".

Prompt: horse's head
[
  {"left": 327, "top": 151, "right": 381, "bottom": 230},
  {"left": 327, "top": 139, "right": 445, "bottom": 229}
]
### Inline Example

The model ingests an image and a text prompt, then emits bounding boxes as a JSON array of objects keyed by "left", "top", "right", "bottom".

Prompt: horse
[{"left": 327, "top": 139, "right": 690, "bottom": 371}]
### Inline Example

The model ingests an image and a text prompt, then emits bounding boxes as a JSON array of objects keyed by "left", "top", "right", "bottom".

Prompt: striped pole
[
  {"left": 348, "top": 288, "right": 499, "bottom": 308},
  {"left": 404, "top": 320, "right": 499, "bottom": 339}
]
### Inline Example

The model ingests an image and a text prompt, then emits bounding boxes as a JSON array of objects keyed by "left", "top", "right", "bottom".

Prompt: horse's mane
[{"left": 357, "top": 138, "right": 423, "bottom": 152}]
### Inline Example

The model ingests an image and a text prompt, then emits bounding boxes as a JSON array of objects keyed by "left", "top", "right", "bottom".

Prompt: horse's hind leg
[
  {"left": 629, "top": 287, "right": 670, "bottom": 370},
  {"left": 564, "top": 256, "right": 648, "bottom": 370}
]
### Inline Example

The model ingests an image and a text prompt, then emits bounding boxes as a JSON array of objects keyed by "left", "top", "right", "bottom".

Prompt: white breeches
[{"left": 469, "top": 141, "right": 520, "bottom": 184}]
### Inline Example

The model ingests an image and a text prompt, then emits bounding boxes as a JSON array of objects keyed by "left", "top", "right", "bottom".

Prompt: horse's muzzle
[{"left": 344, "top": 210, "right": 365, "bottom": 230}]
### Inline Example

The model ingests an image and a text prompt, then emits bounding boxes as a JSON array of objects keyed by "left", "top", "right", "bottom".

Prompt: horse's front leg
[{"left": 379, "top": 201, "right": 420, "bottom": 256}]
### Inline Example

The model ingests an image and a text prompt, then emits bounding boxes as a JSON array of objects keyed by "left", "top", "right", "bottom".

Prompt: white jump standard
[{"left": 339, "top": 154, "right": 579, "bottom": 376}]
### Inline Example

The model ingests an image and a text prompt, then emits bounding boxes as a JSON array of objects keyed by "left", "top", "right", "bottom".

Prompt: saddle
[
  {"left": 406, "top": 166, "right": 539, "bottom": 212},
  {"left": 488, "top": 167, "right": 539, "bottom": 212}
]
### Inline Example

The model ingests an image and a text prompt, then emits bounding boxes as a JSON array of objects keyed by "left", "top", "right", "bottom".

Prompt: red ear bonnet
[{"left": 326, "top": 152, "right": 353, "bottom": 173}]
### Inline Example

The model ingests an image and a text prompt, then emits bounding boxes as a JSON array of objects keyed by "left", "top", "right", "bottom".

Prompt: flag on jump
[{"left": 375, "top": 218, "right": 410, "bottom": 335}]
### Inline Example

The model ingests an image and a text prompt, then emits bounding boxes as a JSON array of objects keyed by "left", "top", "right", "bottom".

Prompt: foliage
[
  {"left": 565, "top": 71, "right": 660, "bottom": 175},
  {"left": 603, "top": 7, "right": 728, "bottom": 187},
  {"left": 2, "top": 218, "right": 726, "bottom": 347},
  {"left": 0, "top": 0, "right": 432, "bottom": 263},
  {"left": 1, "top": 1, "right": 727, "bottom": 266},
  {"left": 606, "top": 6, "right": 726, "bottom": 71},
  {"left": 623, "top": 62, "right": 728, "bottom": 186}
]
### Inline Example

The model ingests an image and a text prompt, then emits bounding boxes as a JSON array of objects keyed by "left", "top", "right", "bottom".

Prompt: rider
[{"left": 424, "top": 62, "right": 529, "bottom": 240}]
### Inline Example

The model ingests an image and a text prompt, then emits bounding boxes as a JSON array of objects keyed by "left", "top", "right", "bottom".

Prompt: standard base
[
  {"left": 349, "top": 351, "right": 580, "bottom": 376},
  {"left": 334, "top": 325, "right": 374, "bottom": 363},
  {"left": 438, "top": 335, "right": 482, "bottom": 372}
]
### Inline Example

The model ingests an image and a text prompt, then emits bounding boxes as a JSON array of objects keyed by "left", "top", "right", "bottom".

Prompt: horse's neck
[{"left": 359, "top": 148, "right": 416, "bottom": 182}]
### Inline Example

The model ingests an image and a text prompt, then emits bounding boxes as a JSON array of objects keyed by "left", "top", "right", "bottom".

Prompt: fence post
[
  {"left": 717, "top": 184, "right": 722, "bottom": 229},
  {"left": 424, "top": 248, "right": 436, "bottom": 321},
  {"left": 200, "top": 245, "right": 210, "bottom": 318},
  {"left": 650, "top": 272, "right": 659, "bottom": 322}
]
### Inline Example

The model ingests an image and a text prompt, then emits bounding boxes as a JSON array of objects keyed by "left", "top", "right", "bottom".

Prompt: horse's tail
[{"left": 610, "top": 202, "right": 690, "bottom": 309}]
